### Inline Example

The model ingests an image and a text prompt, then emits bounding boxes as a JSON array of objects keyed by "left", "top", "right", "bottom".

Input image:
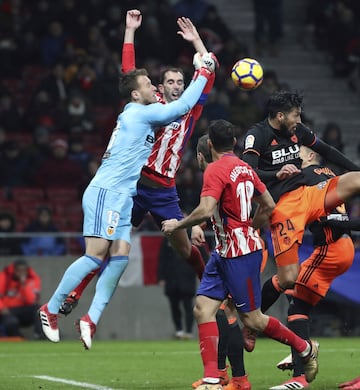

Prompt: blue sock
[
  {"left": 47, "top": 255, "right": 102, "bottom": 313},
  {"left": 88, "top": 256, "right": 129, "bottom": 324}
]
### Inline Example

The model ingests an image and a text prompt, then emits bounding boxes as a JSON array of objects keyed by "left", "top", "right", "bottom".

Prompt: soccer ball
[{"left": 231, "top": 58, "right": 263, "bottom": 90}]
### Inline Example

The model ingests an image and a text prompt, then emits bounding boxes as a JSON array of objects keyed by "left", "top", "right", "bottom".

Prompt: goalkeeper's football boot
[
  {"left": 269, "top": 375, "right": 309, "bottom": 389},
  {"left": 302, "top": 340, "right": 319, "bottom": 383},
  {"left": 242, "top": 326, "right": 257, "bottom": 352},
  {"left": 59, "top": 291, "right": 79, "bottom": 316},
  {"left": 224, "top": 375, "right": 251, "bottom": 390},
  {"left": 75, "top": 314, "right": 96, "bottom": 350},
  {"left": 192, "top": 368, "right": 229, "bottom": 388},
  {"left": 338, "top": 376, "right": 360, "bottom": 390},
  {"left": 39, "top": 304, "right": 60, "bottom": 342},
  {"left": 276, "top": 353, "right": 293, "bottom": 371}
]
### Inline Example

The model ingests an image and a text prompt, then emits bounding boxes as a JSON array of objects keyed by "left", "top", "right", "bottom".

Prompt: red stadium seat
[
  {"left": 46, "top": 188, "right": 79, "bottom": 203},
  {"left": 17, "top": 201, "right": 53, "bottom": 219},
  {"left": 0, "top": 201, "right": 18, "bottom": 216},
  {"left": 11, "top": 187, "right": 45, "bottom": 202}
]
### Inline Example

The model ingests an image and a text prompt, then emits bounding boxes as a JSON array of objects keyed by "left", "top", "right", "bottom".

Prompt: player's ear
[
  {"left": 158, "top": 84, "right": 164, "bottom": 94},
  {"left": 277, "top": 111, "right": 284, "bottom": 121},
  {"left": 131, "top": 89, "right": 140, "bottom": 101}
]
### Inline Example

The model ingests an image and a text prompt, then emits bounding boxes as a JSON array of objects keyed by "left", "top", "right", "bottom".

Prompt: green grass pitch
[{"left": 0, "top": 337, "right": 358, "bottom": 389}]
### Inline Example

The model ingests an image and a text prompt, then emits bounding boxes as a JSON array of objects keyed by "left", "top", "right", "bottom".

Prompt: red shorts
[
  {"left": 292, "top": 236, "right": 354, "bottom": 305},
  {"left": 270, "top": 177, "right": 341, "bottom": 260}
]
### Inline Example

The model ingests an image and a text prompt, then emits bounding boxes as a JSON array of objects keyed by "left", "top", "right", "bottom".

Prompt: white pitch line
[{"left": 32, "top": 375, "right": 121, "bottom": 390}]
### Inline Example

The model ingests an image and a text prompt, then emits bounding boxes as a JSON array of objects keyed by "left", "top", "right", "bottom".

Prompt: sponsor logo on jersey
[
  {"left": 270, "top": 138, "right": 278, "bottom": 146},
  {"left": 271, "top": 145, "right": 299, "bottom": 164},
  {"left": 144, "top": 134, "right": 155, "bottom": 148},
  {"left": 245, "top": 134, "right": 255, "bottom": 149},
  {"left": 167, "top": 121, "right": 180, "bottom": 130}
]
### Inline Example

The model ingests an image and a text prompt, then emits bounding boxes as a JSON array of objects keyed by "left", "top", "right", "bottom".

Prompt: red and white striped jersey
[
  {"left": 201, "top": 154, "right": 266, "bottom": 258},
  {"left": 121, "top": 43, "right": 214, "bottom": 188},
  {"left": 141, "top": 101, "right": 203, "bottom": 187}
]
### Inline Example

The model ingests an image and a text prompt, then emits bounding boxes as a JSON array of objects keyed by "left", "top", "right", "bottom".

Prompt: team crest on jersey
[
  {"left": 283, "top": 236, "right": 291, "bottom": 246},
  {"left": 107, "top": 225, "right": 115, "bottom": 236},
  {"left": 317, "top": 180, "right": 327, "bottom": 190},
  {"left": 245, "top": 135, "right": 255, "bottom": 149}
]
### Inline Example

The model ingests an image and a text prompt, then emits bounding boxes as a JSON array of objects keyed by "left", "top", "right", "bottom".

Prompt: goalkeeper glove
[{"left": 193, "top": 52, "right": 219, "bottom": 73}]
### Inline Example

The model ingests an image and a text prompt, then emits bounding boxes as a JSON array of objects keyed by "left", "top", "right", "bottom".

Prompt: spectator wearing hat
[
  {"left": 0, "top": 259, "right": 42, "bottom": 338},
  {"left": 21, "top": 206, "right": 66, "bottom": 256},
  {"left": 33, "top": 138, "right": 86, "bottom": 189}
]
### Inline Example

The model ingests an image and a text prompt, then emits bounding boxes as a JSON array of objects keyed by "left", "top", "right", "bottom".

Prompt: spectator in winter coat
[{"left": 0, "top": 259, "right": 42, "bottom": 338}]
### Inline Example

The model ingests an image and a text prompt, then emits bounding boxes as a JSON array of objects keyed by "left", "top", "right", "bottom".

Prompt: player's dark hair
[
  {"left": 197, "top": 134, "right": 212, "bottom": 163},
  {"left": 159, "top": 67, "right": 184, "bottom": 84},
  {"left": 208, "top": 119, "right": 235, "bottom": 152},
  {"left": 267, "top": 91, "right": 303, "bottom": 118},
  {"left": 118, "top": 68, "right": 149, "bottom": 100}
]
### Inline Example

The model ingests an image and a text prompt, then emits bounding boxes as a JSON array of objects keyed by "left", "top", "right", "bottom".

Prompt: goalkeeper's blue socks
[
  {"left": 88, "top": 256, "right": 129, "bottom": 324},
  {"left": 47, "top": 255, "right": 102, "bottom": 313}
]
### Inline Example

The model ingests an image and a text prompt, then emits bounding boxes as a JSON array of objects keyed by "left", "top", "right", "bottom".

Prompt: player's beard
[{"left": 279, "top": 121, "right": 293, "bottom": 138}]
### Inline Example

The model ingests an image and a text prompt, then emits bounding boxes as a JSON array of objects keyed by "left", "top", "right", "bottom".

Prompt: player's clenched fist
[{"left": 161, "top": 218, "right": 179, "bottom": 235}]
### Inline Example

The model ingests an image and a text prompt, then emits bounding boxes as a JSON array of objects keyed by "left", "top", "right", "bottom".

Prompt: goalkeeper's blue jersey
[{"left": 89, "top": 74, "right": 208, "bottom": 196}]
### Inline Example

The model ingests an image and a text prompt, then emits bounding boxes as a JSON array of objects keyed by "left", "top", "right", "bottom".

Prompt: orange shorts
[
  {"left": 292, "top": 236, "right": 354, "bottom": 305},
  {"left": 270, "top": 177, "right": 341, "bottom": 259}
]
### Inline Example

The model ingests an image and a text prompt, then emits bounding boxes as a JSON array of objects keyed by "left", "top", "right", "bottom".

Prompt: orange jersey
[
  {"left": 270, "top": 176, "right": 342, "bottom": 261},
  {"left": 0, "top": 264, "right": 41, "bottom": 310}
]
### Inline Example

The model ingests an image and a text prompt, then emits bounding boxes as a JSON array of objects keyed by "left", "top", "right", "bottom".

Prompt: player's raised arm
[
  {"left": 177, "top": 17, "right": 207, "bottom": 55},
  {"left": 122, "top": 9, "right": 142, "bottom": 73},
  {"left": 143, "top": 54, "right": 218, "bottom": 126}
]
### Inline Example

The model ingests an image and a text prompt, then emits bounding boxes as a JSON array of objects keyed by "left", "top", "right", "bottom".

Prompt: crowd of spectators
[
  {"left": 305, "top": 0, "right": 360, "bottom": 85},
  {"left": 0, "top": 0, "right": 359, "bottom": 254}
]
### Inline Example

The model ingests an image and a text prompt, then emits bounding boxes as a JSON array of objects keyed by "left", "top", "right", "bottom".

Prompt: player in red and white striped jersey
[
  {"left": 162, "top": 120, "right": 320, "bottom": 390},
  {"left": 123, "top": 10, "right": 216, "bottom": 278}
]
